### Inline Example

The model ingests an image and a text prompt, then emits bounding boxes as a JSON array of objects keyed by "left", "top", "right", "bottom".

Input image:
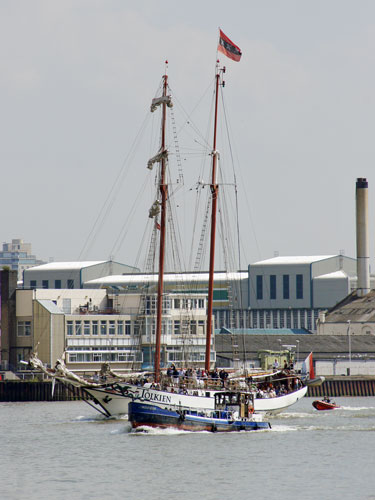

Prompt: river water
[{"left": 1, "top": 397, "right": 374, "bottom": 500}]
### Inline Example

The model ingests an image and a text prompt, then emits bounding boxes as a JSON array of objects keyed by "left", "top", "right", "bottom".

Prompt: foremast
[
  {"left": 205, "top": 63, "right": 226, "bottom": 372},
  {"left": 151, "top": 65, "right": 170, "bottom": 383}
]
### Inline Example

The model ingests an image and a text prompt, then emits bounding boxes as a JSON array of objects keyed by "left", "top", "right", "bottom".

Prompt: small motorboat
[{"left": 312, "top": 399, "right": 340, "bottom": 411}]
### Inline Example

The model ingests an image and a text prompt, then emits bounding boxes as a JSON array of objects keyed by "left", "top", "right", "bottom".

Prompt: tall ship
[{"left": 27, "top": 31, "right": 308, "bottom": 418}]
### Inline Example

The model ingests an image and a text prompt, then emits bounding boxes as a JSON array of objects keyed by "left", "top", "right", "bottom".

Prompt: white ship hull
[{"left": 83, "top": 384, "right": 307, "bottom": 417}]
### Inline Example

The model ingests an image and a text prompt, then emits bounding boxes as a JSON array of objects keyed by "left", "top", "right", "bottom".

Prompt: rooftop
[
  {"left": 27, "top": 261, "right": 106, "bottom": 271},
  {"left": 252, "top": 255, "right": 337, "bottom": 266}
]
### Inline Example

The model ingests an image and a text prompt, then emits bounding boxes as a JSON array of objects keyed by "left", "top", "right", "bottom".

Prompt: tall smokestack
[{"left": 356, "top": 177, "right": 370, "bottom": 296}]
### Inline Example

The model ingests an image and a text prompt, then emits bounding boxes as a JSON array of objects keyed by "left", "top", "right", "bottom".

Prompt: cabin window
[
  {"left": 55, "top": 279, "right": 61, "bottom": 289},
  {"left": 30, "top": 280, "right": 37, "bottom": 288},
  {"left": 67, "top": 279, "right": 74, "bottom": 289},
  {"left": 256, "top": 275, "right": 263, "bottom": 300},
  {"left": 117, "top": 321, "right": 124, "bottom": 335},
  {"left": 125, "top": 320, "right": 131, "bottom": 335},
  {"left": 42, "top": 280, "right": 49, "bottom": 289},
  {"left": 198, "top": 299, "right": 205, "bottom": 308}
]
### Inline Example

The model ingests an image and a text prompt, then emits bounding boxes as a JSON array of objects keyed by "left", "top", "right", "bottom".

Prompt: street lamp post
[{"left": 347, "top": 320, "right": 351, "bottom": 376}]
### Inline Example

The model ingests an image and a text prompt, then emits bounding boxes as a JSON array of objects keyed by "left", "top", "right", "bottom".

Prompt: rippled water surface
[{"left": 1, "top": 397, "right": 375, "bottom": 500}]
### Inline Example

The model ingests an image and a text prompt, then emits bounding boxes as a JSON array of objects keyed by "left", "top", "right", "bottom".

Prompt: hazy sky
[{"left": 2, "top": 0, "right": 375, "bottom": 270}]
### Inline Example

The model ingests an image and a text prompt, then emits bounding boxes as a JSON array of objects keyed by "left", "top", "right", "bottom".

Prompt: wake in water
[
  {"left": 73, "top": 413, "right": 128, "bottom": 423},
  {"left": 339, "top": 406, "right": 375, "bottom": 411},
  {"left": 131, "top": 426, "right": 194, "bottom": 436},
  {"left": 130, "top": 426, "right": 273, "bottom": 436},
  {"left": 276, "top": 411, "right": 312, "bottom": 419}
]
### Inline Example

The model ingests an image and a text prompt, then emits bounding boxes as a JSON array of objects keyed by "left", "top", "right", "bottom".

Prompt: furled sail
[
  {"left": 147, "top": 149, "right": 168, "bottom": 170},
  {"left": 150, "top": 95, "right": 173, "bottom": 113}
]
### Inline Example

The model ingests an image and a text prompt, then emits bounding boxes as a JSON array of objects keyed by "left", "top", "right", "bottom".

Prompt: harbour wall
[
  {"left": 1, "top": 378, "right": 375, "bottom": 401},
  {"left": 0, "top": 381, "right": 89, "bottom": 402},
  {"left": 307, "top": 377, "right": 375, "bottom": 397}
]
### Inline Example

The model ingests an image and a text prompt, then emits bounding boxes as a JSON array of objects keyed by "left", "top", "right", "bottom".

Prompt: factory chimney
[{"left": 356, "top": 177, "right": 370, "bottom": 296}]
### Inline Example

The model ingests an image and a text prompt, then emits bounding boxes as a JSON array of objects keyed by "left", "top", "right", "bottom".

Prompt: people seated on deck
[
  {"left": 323, "top": 395, "right": 331, "bottom": 403},
  {"left": 283, "top": 360, "right": 288, "bottom": 371}
]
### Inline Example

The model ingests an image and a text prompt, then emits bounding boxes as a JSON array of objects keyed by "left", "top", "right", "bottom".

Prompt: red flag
[
  {"left": 302, "top": 352, "right": 315, "bottom": 380},
  {"left": 156, "top": 222, "right": 161, "bottom": 230},
  {"left": 218, "top": 29, "right": 242, "bottom": 62}
]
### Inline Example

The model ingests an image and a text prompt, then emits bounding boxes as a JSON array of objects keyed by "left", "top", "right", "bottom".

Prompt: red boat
[{"left": 312, "top": 399, "right": 339, "bottom": 411}]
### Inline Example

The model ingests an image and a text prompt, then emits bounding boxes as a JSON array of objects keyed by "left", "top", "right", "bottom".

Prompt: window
[
  {"left": 100, "top": 321, "right": 107, "bottom": 335},
  {"left": 67, "top": 321, "right": 73, "bottom": 336},
  {"left": 198, "top": 320, "right": 205, "bottom": 335},
  {"left": 296, "top": 274, "right": 303, "bottom": 299},
  {"left": 270, "top": 275, "right": 276, "bottom": 300},
  {"left": 75, "top": 321, "right": 82, "bottom": 335},
  {"left": 283, "top": 275, "right": 289, "bottom": 299},
  {"left": 17, "top": 320, "right": 31, "bottom": 336},
  {"left": 42, "top": 280, "right": 49, "bottom": 289},
  {"left": 117, "top": 320, "right": 124, "bottom": 335},
  {"left": 174, "top": 320, "right": 180, "bottom": 335},
  {"left": 30, "top": 280, "right": 37, "bottom": 288},
  {"left": 198, "top": 299, "right": 205, "bottom": 308},
  {"left": 92, "top": 321, "right": 98, "bottom": 335},
  {"left": 55, "top": 279, "right": 61, "bottom": 289},
  {"left": 190, "top": 321, "right": 197, "bottom": 335},
  {"left": 67, "top": 279, "right": 74, "bottom": 289},
  {"left": 125, "top": 320, "right": 131, "bottom": 335},
  {"left": 256, "top": 275, "right": 263, "bottom": 300},
  {"left": 109, "top": 320, "right": 115, "bottom": 335},
  {"left": 84, "top": 321, "right": 90, "bottom": 335},
  {"left": 174, "top": 299, "right": 180, "bottom": 309}
]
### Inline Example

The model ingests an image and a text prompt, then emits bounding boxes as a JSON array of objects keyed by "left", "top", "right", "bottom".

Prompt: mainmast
[
  {"left": 205, "top": 63, "right": 225, "bottom": 372},
  {"left": 153, "top": 66, "right": 169, "bottom": 383}
]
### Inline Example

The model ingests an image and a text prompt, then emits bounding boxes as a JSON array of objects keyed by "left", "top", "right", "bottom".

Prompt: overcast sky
[{"left": 1, "top": 0, "right": 375, "bottom": 270}]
